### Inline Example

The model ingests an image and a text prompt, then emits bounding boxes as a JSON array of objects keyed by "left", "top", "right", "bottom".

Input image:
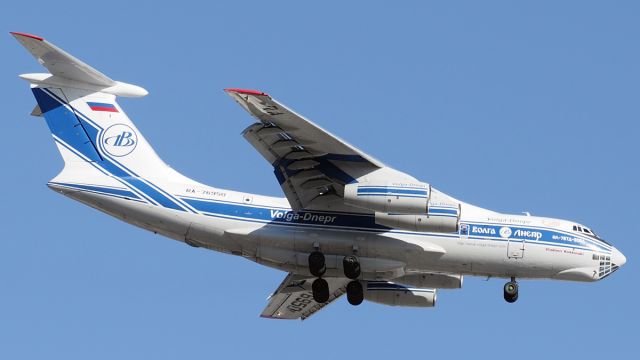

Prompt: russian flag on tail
[{"left": 87, "top": 102, "right": 119, "bottom": 112}]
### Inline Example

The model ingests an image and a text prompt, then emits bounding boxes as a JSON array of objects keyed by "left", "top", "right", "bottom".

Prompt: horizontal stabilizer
[
  {"left": 11, "top": 32, "right": 147, "bottom": 97},
  {"left": 12, "top": 31, "right": 114, "bottom": 86}
]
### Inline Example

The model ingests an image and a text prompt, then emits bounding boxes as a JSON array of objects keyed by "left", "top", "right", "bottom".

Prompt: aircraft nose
[{"left": 611, "top": 247, "right": 627, "bottom": 268}]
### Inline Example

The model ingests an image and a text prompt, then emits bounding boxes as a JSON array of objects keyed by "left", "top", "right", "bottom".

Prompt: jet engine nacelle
[
  {"left": 343, "top": 182, "right": 431, "bottom": 214},
  {"left": 364, "top": 281, "right": 436, "bottom": 307},
  {"left": 394, "top": 273, "right": 463, "bottom": 289},
  {"left": 374, "top": 205, "right": 460, "bottom": 233}
]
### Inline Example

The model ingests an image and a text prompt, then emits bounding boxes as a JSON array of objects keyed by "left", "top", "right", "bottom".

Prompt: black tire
[
  {"left": 312, "top": 278, "right": 330, "bottom": 303},
  {"left": 343, "top": 255, "right": 361, "bottom": 279},
  {"left": 504, "top": 281, "right": 518, "bottom": 295},
  {"left": 503, "top": 281, "right": 519, "bottom": 303},
  {"left": 504, "top": 292, "right": 518, "bottom": 303},
  {"left": 308, "top": 251, "right": 326, "bottom": 277},
  {"left": 346, "top": 280, "right": 364, "bottom": 306}
]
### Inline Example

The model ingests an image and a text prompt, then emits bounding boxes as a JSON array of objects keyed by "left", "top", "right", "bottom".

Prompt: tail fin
[
  {"left": 13, "top": 31, "right": 164, "bottom": 170},
  {"left": 13, "top": 32, "right": 190, "bottom": 211}
]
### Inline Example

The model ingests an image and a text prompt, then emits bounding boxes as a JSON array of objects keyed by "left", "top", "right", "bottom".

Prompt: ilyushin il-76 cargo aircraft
[{"left": 13, "top": 32, "right": 626, "bottom": 320}]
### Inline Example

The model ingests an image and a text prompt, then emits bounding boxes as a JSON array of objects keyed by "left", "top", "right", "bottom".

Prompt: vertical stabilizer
[{"left": 13, "top": 32, "right": 192, "bottom": 212}]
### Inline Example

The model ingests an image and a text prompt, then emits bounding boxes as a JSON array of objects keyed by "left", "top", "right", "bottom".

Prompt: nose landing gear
[{"left": 504, "top": 277, "right": 519, "bottom": 303}]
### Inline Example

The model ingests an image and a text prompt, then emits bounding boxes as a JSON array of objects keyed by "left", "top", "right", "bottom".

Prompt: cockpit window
[{"left": 572, "top": 224, "right": 610, "bottom": 245}]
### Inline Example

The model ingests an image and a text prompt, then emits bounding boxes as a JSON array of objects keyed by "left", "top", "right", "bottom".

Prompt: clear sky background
[{"left": 1, "top": 1, "right": 638, "bottom": 358}]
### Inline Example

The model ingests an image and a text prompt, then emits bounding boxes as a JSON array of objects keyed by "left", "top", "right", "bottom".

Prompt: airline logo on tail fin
[
  {"left": 101, "top": 124, "right": 138, "bottom": 157},
  {"left": 87, "top": 102, "right": 119, "bottom": 112}
]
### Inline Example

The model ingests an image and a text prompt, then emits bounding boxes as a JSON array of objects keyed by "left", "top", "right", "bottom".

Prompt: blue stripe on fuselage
[
  {"left": 181, "top": 197, "right": 389, "bottom": 230},
  {"left": 461, "top": 222, "right": 609, "bottom": 252}
]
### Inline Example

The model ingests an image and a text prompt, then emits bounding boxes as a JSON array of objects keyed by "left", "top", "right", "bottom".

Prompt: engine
[
  {"left": 374, "top": 203, "right": 460, "bottom": 233},
  {"left": 394, "top": 273, "right": 463, "bottom": 289},
  {"left": 343, "top": 181, "right": 431, "bottom": 214},
  {"left": 373, "top": 186, "right": 461, "bottom": 232},
  {"left": 344, "top": 182, "right": 461, "bottom": 233},
  {"left": 364, "top": 281, "right": 436, "bottom": 307}
]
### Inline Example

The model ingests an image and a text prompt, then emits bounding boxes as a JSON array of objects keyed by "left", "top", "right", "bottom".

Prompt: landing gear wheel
[
  {"left": 343, "top": 255, "right": 361, "bottom": 279},
  {"left": 308, "top": 251, "right": 326, "bottom": 277},
  {"left": 346, "top": 280, "right": 364, "bottom": 306},
  {"left": 312, "top": 278, "right": 330, "bottom": 303},
  {"left": 503, "top": 281, "right": 519, "bottom": 303}
]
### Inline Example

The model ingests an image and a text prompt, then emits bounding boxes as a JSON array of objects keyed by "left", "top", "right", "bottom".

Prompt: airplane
[{"left": 12, "top": 32, "right": 626, "bottom": 320}]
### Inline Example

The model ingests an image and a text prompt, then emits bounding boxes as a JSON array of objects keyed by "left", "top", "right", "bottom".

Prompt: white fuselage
[{"left": 49, "top": 172, "right": 623, "bottom": 284}]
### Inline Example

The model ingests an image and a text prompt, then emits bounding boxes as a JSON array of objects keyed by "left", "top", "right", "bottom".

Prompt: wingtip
[
  {"left": 224, "top": 88, "right": 269, "bottom": 96},
  {"left": 10, "top": 31, "right": 44, "bottom": 41}
]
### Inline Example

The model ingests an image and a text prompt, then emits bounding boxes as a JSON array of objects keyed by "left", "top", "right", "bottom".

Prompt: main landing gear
[
  {"left": 346, "top": 280, "right": 364, "bottom": 306},
  {"left": 309, "top": 251, "right": 329, "bottom": 303},
  {"left": 343, "top": 255, "right": 363, "bottom": 305},
  {"left": 308, "top": 251, "right": 364, "bottom": 306},
  {"left": 503, "top": 277, "right": 519, "bottom": 303}
]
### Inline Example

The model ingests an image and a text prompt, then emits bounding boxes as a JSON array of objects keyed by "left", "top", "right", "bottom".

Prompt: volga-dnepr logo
[
  {"left": 499, "top": 226, "right": 513, "bottom": 238},
  {"left": 101, "top": 124, "right": 138, "bottom": 157}
]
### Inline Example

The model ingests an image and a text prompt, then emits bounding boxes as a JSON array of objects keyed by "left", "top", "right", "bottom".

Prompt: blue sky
[{"left": 1, "top": 1, "right": 637, "bottom": 358}]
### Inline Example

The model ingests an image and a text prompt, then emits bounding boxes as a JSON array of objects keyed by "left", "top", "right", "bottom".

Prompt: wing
[
  {"left": 260, "top": 273, "right": 349, "bottom": 320},
  {"left": 226, "top": 88, "right": 390, "bottom": 212}
]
